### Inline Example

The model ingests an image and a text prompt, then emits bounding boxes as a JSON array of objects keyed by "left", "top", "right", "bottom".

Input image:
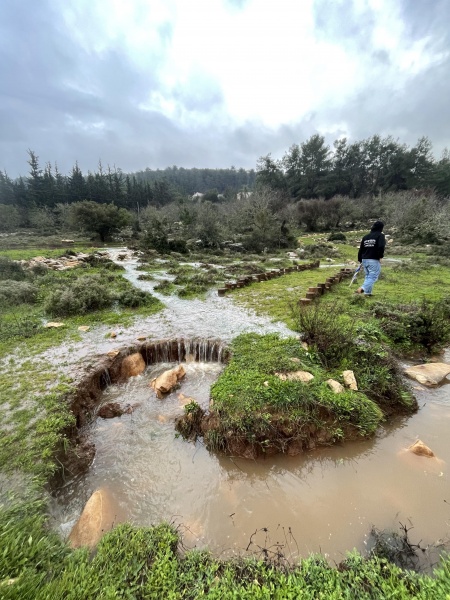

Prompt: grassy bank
[{"left": 1, "top": 503, "right": 450, "bottom": 599}]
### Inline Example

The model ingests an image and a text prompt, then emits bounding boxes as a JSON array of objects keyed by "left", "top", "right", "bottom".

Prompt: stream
[{"left": 51, "top": 250, "right": 450, "bottom": 565}]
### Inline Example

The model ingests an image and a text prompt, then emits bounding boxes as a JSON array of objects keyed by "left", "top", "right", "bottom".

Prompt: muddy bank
[{"left": 176, "top": 404, "right": 371, "bottom": 459}]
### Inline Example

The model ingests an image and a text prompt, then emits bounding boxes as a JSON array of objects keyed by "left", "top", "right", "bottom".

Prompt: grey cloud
[
  {"left": 313, "top": 0, "right": 377, "bottom": 52},
  {"left": 398, "top": 0, "right": 450, "bottom": 45},
  {"left": 1, "top": 0, "right": 449, "bottom": 178}
]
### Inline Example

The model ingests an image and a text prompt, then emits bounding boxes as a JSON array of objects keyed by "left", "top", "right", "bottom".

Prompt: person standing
[{"left": 355, "top": 220, "right": 386, "bottom": 295}]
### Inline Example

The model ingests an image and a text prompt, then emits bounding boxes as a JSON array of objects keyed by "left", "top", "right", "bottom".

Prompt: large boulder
[
  {"left": 151, "top": 365, "right": 186, "bottom": 398},
  {"left": 404, "top": 363, "right": 450, "bottom": 387},
  {"left": 68, "top": 488, "right": 123, "bottom": 549},
  {"left": 120, "top": 353, "right": 146, "bottom": 379}
]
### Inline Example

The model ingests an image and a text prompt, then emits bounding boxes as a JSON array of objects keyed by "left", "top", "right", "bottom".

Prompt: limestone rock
[
  {"left": 277, "top": 371, "right": 314, "bottom": 383},
  {"left": 150, "top": 365, "right": 186, "bottom": 398},
  {"left": 78, "top": 325, "right": 90, "bottom": 332},
  {"left": 409, "top": 440, "right": 435, "bottom": 458},
  {"left": 404, "top": 363, "right": 450, "bottom": 387},
  {"left": 120, "top": 353, "right": 146, "bottom": 378},
  {"left": 342, "top": 370, "right": 358, "bottom": 390},
  {"left": 136, "top": 335, "right": 147, "bottom": 341},
  {"left": 69, "top": 488, "right": 123, "bottom": 549},
  {"left": 45, "top": 322, "right": 64, "bottom": 328},
  {"left": 326, "top": 379, "right": 344, "bottom": 393},
  {"left": 107, "top": 350, "right": 120, "bottom": 358},
  {"left": 110, "top": 331, "right": 117, "bottom": 338}
]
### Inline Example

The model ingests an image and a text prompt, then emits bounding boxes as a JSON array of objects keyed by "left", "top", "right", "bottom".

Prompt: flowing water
[{"left": 51, "top": 250, "right": 450, "bottom": 564}]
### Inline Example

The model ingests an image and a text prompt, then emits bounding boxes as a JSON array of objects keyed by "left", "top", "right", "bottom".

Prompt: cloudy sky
[{"left": 1, "top": 0, "right": 449, "bottom": 177}]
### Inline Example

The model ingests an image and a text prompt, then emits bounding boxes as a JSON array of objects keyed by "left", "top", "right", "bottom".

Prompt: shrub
[
  {"left": 29, "top": 262, "right": 49, "bottom": 276},
  {"left": 117, "top": 288, "right": 158, "bottom": 308},
  {"left": 83, "top": 255, "right": 124, "bottom": 270},
  {"left": 154, "top": 279, "right": 173, "bottom": 294},
  {"left": 0, "top": 315, "right": 41, "bottom": 341},
  {"left": 0, "top": 280, "right": 38, "bottom": 306},
  {"left": 372, "top": 298, "right": 450, "bottom": 353},
  {"left": 43, "top": 275, "right": 113, "bottom": 317},
  {"left": 293, "top": 301, "right": 356, "bottom": 368},
  {"left": 300, "top": 243, "right": 338, "bottom": 259},
  {"left": 328, "top": 232, "right": 347, "bottom": 242},
  {"left": 0, "top": 257, "right": 27, "bottom": 281}
]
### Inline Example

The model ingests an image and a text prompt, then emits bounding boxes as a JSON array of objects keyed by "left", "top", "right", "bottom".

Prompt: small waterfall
[
  {"left": 100, "top": 369, "right": 112, "bottom": 389},
  {"left": 141, "top": 338, "right": 229, "bottom": 365}
]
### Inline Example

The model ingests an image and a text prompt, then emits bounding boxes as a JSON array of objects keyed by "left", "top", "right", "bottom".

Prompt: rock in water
[
  {"left": 97, "top": 402, "right": 125, "bottom": 419},
  {"left": 68, "top": 488, "right": 123, "bottom": 549},
  {"left": 120, "top": 353, "right": 146, "bottom": 378},
  {"left": 409, "top": 440, "right": 435, "bottom": 458},
  {"left": 404, "top": 363, "right": 450, "bottom": 387},
  {"left": 150, "top": 365, "right": 186, "bottom": 398}
]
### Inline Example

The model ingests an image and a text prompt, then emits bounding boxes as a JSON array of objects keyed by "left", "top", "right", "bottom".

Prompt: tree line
[
  {"left": 1, "top": 135, "right": 449, "bottom": 250},
  {"left": 256, "top": 134, "right": 450, "bottom": 199},
  {"left": 0, "top": 151, "right": 256, "bottom": 228}
]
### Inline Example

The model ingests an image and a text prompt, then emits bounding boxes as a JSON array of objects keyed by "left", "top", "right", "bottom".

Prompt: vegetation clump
[
  {"left": 372, "top": 297, "right": 450, "bottom": 355},
  {"left": 328, "top": 231, "right": 347, "bottom": 241},
  {"left": 1, "top": 500, "right": 449, "bottom": 599},
  {"left": 177, "top": 330, "right": 413, "bottom": 458},
  {"left": 43, "top": 274, "right": 115, "bottom": 317},
  {"left": 0, "top": 257, "right": 27, "bottom": 281},
  {"left": 0, "top": 280, "right": 38, "bottom": 307}
]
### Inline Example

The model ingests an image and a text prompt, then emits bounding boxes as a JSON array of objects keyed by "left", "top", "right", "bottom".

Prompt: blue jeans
[{"left": 361, "top": 259, "right": 381, "bottom": 294}]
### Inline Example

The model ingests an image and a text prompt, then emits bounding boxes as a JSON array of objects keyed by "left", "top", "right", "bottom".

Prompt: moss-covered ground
[{"left": 1, "top": 237, "right": 450, "bottom": 597}]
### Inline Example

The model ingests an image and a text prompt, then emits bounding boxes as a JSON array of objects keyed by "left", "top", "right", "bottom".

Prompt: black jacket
[{"left": 358, "top": 231, "right": 386, "bottom": 261}]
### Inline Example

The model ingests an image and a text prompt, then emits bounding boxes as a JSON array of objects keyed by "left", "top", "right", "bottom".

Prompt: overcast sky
[{"left": 1, "top": 0, "right": 449, "bottom": 177}]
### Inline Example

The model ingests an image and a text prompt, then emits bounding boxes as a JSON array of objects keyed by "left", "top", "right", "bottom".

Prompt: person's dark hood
[{"left": 371, "top": 220, "right": 384, "bottom": 232}]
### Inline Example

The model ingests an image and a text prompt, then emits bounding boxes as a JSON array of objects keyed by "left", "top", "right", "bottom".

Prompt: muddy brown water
[
  {"left": 49, "top": 250, "right": 450, "bottom": 563},
  {"left": 52, "top": 358, "right": 450, "bottom": 564}
]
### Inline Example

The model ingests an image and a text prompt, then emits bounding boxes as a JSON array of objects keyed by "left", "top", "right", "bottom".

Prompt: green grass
[
  {"left": 1, "top": 503, "right": 449, "bottom": 599},
  {"left": 1, "top": 246, "right": 100, "bottom": 261},
  {"left": 232, "top": 267, "right": 326, "bottom": 327}
]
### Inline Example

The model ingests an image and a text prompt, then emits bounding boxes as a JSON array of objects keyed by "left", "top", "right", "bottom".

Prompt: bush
[
  {"left": 117, "top": 288, "right": 158, "bottom": 308},
  {"left": 43, "top": 275, "right": 113, "bottom": 317},
  {"left": 328, "top": 232, "right": 347, "bottom": 242},
  {"left": 300, "top": 243, "right": 338, "bottom": 259},
  {"left": 0, "top": 257, "right": 27, "bottom": 281},
  {"left": 0, "top": 315, "right": 41, "bottom": 342},
  {"left": 293, "top": 301, "right": 356, "bottom": 368},
  {"left": 0, "top": 280, "right": 38, "bottom": 306},
  {"left": 372, "top": 298, "right": 450, "bottom": 353},
  {"left": 83, "top": 255, "right": 124, "bottom": 270}
]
